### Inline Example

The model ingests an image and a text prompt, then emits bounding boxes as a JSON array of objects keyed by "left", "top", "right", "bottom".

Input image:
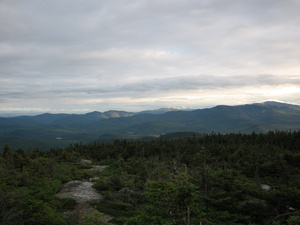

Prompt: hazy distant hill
[
  {"left": 136, "top": 108, "right": 185, "bottom": 115},
  {"left": 1, "top": 101, "right": 300, "bottom": 150}
]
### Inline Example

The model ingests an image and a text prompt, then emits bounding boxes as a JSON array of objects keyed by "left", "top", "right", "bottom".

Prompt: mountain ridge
[{"left": 1, "top": 101, "right": 300, "bottom": 150}]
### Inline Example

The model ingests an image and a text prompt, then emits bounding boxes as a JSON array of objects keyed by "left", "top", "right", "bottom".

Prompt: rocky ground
[
  {"left": 56, "top": 180, "right": 102, "bottom": 203},
  {"left": 56, "top": 165, "right": 112, "bottom": 224}
]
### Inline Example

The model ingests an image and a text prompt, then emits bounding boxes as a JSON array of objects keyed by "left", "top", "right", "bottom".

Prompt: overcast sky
[{"left": 1, "top": 0, "right": 300, "bottom": 116}]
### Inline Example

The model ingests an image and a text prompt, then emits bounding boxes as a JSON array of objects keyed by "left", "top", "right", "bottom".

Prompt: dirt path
[{"left": 56, "top": 165, "right": 112, "bottom": 224}]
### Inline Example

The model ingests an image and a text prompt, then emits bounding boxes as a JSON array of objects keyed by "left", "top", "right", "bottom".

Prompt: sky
[{"left": 1, "top": 0, "right": 300, "bottom": 116}]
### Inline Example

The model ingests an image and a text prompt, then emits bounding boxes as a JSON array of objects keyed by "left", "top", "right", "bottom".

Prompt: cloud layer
[{"left": 1, "top": 0, "right": 300, "bottom": 115}]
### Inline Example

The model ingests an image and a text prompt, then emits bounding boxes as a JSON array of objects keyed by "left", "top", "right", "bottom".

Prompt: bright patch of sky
[{"left": 1, "top": 0, "right": 300, "bottom": 115}]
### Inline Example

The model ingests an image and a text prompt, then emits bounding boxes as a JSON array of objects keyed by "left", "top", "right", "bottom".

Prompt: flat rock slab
[
  {"left": 56, "top": 180, "right": 102, "bottom": 203},
  {"left": 89, "top": 165, "right": 108, "bottom": 172}
]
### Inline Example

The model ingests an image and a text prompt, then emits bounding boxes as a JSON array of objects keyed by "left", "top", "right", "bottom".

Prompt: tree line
[{"left": 1, "top": 131, "right": 300, "bottom": 224}]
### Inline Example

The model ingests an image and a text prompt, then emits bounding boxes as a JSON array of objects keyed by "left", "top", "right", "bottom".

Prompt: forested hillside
[
  {"left": 1, "top": 101, "right": 300, "bottom": 150},
  {"left": 1, "top": 131, "right": 300, "bottom": 224}
]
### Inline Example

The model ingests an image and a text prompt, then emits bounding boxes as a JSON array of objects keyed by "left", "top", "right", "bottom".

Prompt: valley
[{"left": 1, "top": 101, "right": 300, "bottom": 150}]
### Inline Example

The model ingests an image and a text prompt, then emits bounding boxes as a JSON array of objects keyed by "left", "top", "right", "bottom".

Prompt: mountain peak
[{"left": 261, "top": 101, "right": 300, "bottom": 110}]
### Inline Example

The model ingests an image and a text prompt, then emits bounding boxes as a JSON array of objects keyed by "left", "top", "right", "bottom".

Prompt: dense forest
[{"left": 1, "top": 131, "right": 300, "bottom": 224}]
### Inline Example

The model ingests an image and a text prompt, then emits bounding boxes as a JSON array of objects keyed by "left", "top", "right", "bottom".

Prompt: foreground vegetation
[{"left": 1, "top": 131, "right": 300, "bottom": 224}]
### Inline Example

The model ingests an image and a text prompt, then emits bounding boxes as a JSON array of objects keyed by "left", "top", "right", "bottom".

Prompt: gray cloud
[{"left": 1, "top": 0, "right": 300, "bottom": 115}]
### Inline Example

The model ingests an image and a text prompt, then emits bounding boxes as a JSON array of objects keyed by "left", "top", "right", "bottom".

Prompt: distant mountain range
[{"left": 1, "top": 101, "right": 300, "bottom": 150}]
